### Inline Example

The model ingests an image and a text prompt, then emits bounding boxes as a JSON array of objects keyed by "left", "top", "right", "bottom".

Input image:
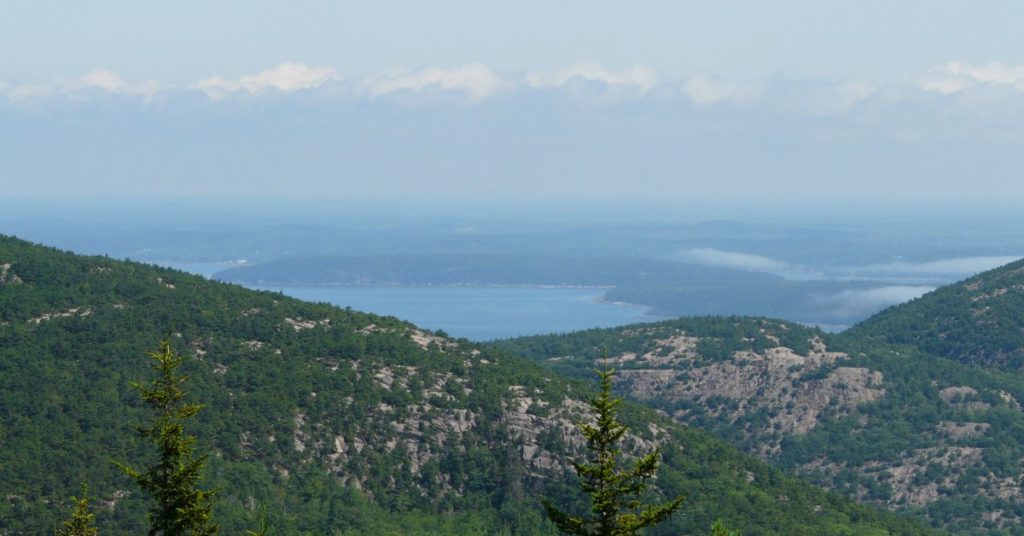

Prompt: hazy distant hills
[
  {"left": 495, "top": 259, "right": 1024, "bottom": 534},
  {"left": 213, "top": 253, "right": 912, "bottom": 329},
  {"left": 213, "top": 253, "right": 782, "bottom": 288},
  {"left": 0, "top": 236, "right": 930, "bottom": 535}
]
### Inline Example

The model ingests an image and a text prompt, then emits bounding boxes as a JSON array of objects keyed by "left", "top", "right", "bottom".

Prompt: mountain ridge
[
  {"left": 847, "top": 258, "right": 1024, "bottom": 368},
  {"left": 0, "top": 235, "right": 931, "bottom": 535},
  {"left": 496, "top": 258, "right": 1024, "bottom": 535}
]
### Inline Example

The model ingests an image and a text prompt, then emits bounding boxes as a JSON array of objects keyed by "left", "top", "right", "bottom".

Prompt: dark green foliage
[
  {"left": 118, "top": 341, "right": 218, "bottom": 535},
  {"left": 496, "top": 291, "right": 1024, "bottom": 534},
  {"left": 56, "top": 483, "right": 98, "bottom": 536},
  {"left": 848, "top": 258, "right": 1024, "bottom": 368},
  {"left": 710, "top": 520, "right": 740, "bottom": 536},
  {"left": 542, "top": 369, "right": 684, "bottom": 535},
  {"left": 0, "top": 235, "right": 934, "bottom": 535}
]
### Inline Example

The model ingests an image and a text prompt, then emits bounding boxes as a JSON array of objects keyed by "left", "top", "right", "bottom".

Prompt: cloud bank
[
  {"left": 681, "top": 74, "right": 758, "bottom": 105},
  {"left": 857, "top": 256, "right": 1021, "bottom": 277},
  {"left": 361, "top": 63, "right": 504, "bottom": 101},
  {"left": 820, "top": 285, "right": 934, "bottom": 318},
  {"left": 678, "top": 248, "right": 789, "bottom": 272},
  {"left": 191, "top": 63, "right": 339, "bottom": 99},
  {"left": 528, "top": 63, "right": 657, "bottom": 91},
  {"left": 4, "top": 68, "right": 160, "bottom": 102},
  {"left": 6, "top": 60, "right": 1024, "bottom": 113},
  {"left": 920, "top": 61, "right": 1024, "bottom": 94}
]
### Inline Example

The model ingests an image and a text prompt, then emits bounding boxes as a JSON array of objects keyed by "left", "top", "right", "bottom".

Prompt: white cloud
[
  {"left": 3, "top": 69, "right": 160, "bottom": 102},
  {"left": 682, "top": 73, "right": 757, "bottom": 105},
  {"left": 920, "top": 61, "right": 1024, "bottom": 94},
  {"left": 71, "top": 69, "right": 160, "bottom": 100},
  {"left": 858, "top": 256, "right": 1021, "bottom": 277},
  {"left": 4, "top": 83, "right": 52, "bottom": 102},
  {"left": 75, "top": 69, "right": 126, "bottom": 92},
  {"left": 821, "top": 285, "right": 934, "bottom": 317},
  {"left": 946, "top": 61, "right": 1024, "bottom": 85},
  {"left": 191, "top": 63, "right": 339, "bottom": 99},
  {"left": 835, "top": 79, "right": 877, "bottom": 103},
  {"left": 810, "top": 79, "right": 878, "bottom": 115},
  {"left": 678, "top": 248, "right": 788, "bottom": 272},
  {"left": 361, "top": 63, "right": 504, "bottom": 101},
  {"left": 919, "top": 76, "right": 975, "bottom": 95},
  {"left": 527, "top": 62, "right": 658, "bottom": 94}
]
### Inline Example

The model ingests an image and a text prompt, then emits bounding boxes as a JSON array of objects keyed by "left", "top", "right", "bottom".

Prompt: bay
[{"left": 252, "top": 285, "right": 661, "bottom": 341}]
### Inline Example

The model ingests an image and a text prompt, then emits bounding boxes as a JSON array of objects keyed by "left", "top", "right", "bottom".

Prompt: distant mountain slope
[
  {"left": 0, "top": 236, "right": 930, "bottom": 535},
  {"left": 495, "top": 315, "right": 1024, "bottom": 534},
  {"left": 848, "top": 258, "right": 1024, "bottom": 368}
]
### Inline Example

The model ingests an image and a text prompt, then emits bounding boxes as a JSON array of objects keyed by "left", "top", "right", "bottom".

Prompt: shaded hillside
[
  {"left": 496, "top": 316, "right": 1024, "bottom": 534},
  {"left": 847, "top": 258, "right": 1024, "bottom": 368},
  {"left": 0, "top": 236, "right": 930, "bottom": 535}
]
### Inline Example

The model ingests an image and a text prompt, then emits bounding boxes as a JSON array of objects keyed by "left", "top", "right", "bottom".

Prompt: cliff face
[{"left": 607, "top": 331, "right": 883, "bottom": 455}]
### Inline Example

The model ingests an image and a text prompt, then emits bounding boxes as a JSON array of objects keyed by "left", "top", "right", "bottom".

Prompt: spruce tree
[
  {"left": 118, "top": 340, "right": 218, "bottom": 535},
  {"left": 541, "top": 368, "right": 685, "bottom": 536},
  {"left": 55, "top": 482, "right": 98, "bottom": 536},
  {"left": 710, "top": 519, "right": 740, "bottom": 536}
]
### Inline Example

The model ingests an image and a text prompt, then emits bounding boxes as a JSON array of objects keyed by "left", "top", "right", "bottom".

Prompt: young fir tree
[
  {"left": 118, "top": 340, "right": 218, "bottom": 535},
  {"left": 710, "top": 519, "right": 740, "bottom": 536},
  {"left": 55, "top": 482, "right": 98, "bottom": 536},
  {"left": 541, "top": 368, "right": 685, "bottom": 536}
]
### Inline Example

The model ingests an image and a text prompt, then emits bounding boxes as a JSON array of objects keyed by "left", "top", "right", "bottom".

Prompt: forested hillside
[
  {"left": 848, "top": 259, "right": 1024, "bottom": 368},
  {"left": 496, "top": 312, "right": 1024, "bottom": 534},
  {"left": 0, "top": 235, "right": 932, "bottom": 535}
]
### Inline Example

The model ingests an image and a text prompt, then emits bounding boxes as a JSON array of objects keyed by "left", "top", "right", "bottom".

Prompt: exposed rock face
[
  {"left": 528, "top": 323, "right": 1024, "bottom": 524},
  {"left": 409, "top": 329, "right": 455, "bottom": 351},
  {"left": 28, "top": 307, "right": 93, "bottom": 324},
  {"left": 283, "top": 364, "right": 666, "bottom": 499},
  {"left": 606, "top": 334, "right": 883, "bottom": 455},
  {"left": 284, "top": 317, "right": 330, "bottom": 331},
  {"left": 0, "top": 263, "right": 22, "bottom": 286},
  {"left": 876, "top": 447, "right": 984, "bottom": 506}
]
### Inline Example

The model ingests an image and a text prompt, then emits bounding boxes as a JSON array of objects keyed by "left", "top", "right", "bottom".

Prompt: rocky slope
[
  {"left": 0, "top": 236, "right": 931, "bottom": 535},
  {"left": 497, "top": 312, "right": 1024, "bottom": 534}
]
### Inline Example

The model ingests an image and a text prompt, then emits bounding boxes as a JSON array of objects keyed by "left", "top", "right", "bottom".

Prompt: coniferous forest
[{"left": 0, "top": 235, "right": 938, "bottom": 534}]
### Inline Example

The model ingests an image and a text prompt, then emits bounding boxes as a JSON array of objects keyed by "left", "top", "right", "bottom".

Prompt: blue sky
[
  {"left": 3, "top": 1, "right": 1021, "bottom": 81},
  {"left": 2, "top": 1, "right": 1023, "bottom": 202}
]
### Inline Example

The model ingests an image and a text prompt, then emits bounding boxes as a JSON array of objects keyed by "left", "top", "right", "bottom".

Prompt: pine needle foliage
[
  {"left": 55, "top": 482, "right": 98, "bottom": 536},
  {"left": 541, "top": 368, "right": 685, "bottom": 536},
  {"left": 710, "top": 519, "right": 741, "bottom": 536},
  {"left": 118, "top": 340, "right": 218, "bottom": 535}
]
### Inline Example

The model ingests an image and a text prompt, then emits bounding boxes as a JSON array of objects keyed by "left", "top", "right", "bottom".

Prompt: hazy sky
[{"left": 2, "top": 1, "right": 1023, "bottom": 202}]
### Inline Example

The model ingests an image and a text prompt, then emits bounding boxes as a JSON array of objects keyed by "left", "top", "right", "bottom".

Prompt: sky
[{"left": 2, "top": 1, "right": 1024, "bottom": 202}]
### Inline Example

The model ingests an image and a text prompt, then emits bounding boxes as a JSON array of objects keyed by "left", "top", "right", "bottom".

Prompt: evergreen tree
[
  {"left": 710, "top": 519, "right": 740, "bottom": 536},
  {"left": 541, "top": 368, "right": 685, "bottom": 536},
  {"left": 118, "top": 340, "right": 219, "bottom": 535},
  {"left": 55, "top": 482, "right": 98, "bottom": 536}
]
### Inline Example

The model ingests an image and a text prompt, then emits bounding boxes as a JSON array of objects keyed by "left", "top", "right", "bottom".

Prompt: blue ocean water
[
  {"left": 252, "top": 285, "right": 661, "bottom": 341},
  {"left": 160, "top": 262, "right": 662, "bottom": 340}
]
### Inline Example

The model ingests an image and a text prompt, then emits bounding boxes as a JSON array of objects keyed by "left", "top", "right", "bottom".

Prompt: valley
[{"left": 0, "top": 235, "right": 933, "bottom": 534}]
